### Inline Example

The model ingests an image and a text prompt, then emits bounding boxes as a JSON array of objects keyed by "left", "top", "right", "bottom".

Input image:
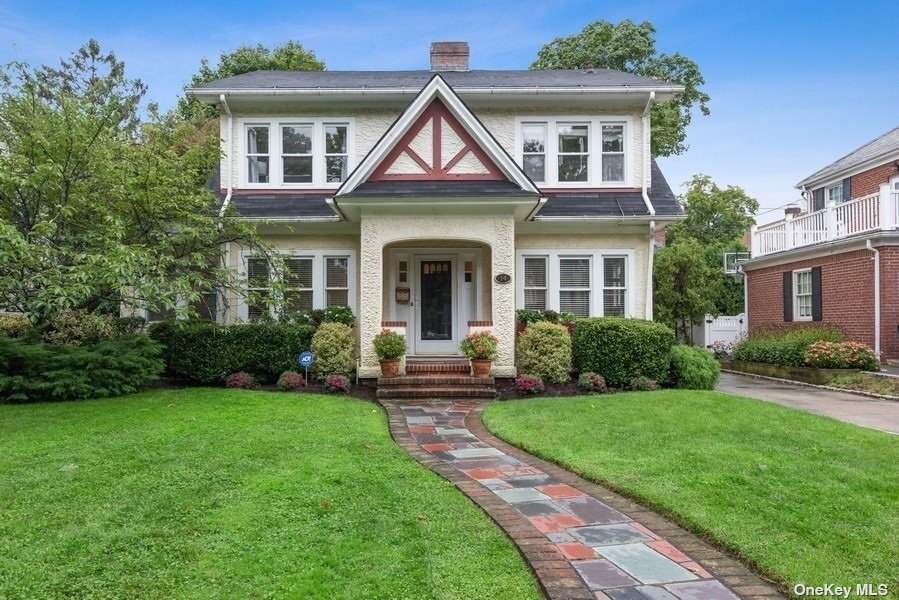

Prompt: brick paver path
[{"left": 383, "top": 400, "right": 784, "bottom": 600}]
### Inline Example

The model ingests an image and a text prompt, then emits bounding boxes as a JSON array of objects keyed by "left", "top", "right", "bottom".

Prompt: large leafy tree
[
  {"left": 653, "top": 238, "right": 719, "bottom": 342},
  {"left": 532, "top": 20, "right": 709, "bottom": 157},
  {"left": 0, "top": 40, "right": 267, "bottom": 322},
  {"left": 177, "top": 41, "right": 325, "bottom": 119}
]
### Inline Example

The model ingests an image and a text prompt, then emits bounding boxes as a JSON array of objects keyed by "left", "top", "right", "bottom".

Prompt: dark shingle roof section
[
  {"left": 539, "top": 160, "right": 682, "bottom": 218},
  {"left": 797, "top": 124, "right": 899, "bottom": 187},
  {"left": 227, "top": 194, "right": 335, "bottom": 219},
  {"left": 342, "top": 180, "right": 538, "bottom": 198},
  {"left": 192, "top": 69, "right": 680, "bottom": 92}
]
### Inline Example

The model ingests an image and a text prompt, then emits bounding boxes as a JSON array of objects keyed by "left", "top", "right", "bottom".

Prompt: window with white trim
[
  {"left": 826, "top": 184, "right": 843, "bottom": 204},
  {"left": 284, "top": 257, "right": 314, "bottom": 312},
  {"left": 242, "top": 118, "right": 354, "bottom": 187},
  {"left": 523, "top": 256, "right": 548, "bottom": 309},
  {"left": 517, "top": 117, "right": 631, "bottom": 186},
  {"left": 246, "top": 257, "right": 272, "bottom": 320},
  {"left": 602, "top": 256, "right": 627, "bottom": 316},
  {"left": 794, "top": 269, "right": 812, "bottom": 320},
  {"left": 559, "top": 257, "right": 591, "bottom": 317},
  {"left": 325, "top": 256, "right": 349, "bottom": 307}
]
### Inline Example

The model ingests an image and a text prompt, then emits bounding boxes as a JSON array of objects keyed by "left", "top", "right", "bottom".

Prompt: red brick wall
[
  {"left": 746, "top": 247, "right": 899, "bottom": 359},
  {"left": 850, "top": 162, "right": 895, "bottom": 198}
]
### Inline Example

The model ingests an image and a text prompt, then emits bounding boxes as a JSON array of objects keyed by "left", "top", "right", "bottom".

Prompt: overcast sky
[{"left": 1, "top": 0, "right": 896, "bottom": 223}]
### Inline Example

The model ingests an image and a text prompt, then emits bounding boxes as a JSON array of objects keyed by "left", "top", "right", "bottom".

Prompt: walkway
[
  {"left": 716, "top": 372, "right": 899, "bottom": 435},
  {"left": 383, "top": 400, "right": 783, "bottom": 600}
]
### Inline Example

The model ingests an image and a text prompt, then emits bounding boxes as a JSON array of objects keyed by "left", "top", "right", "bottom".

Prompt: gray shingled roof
[
  {"left": 190, "top": 69, "right": 681, "bottom": 92},
  {"left": 227, "top": 194, "right": 335, "bottom": 219},
  {"left": 797, "top": 125, "right": 899, "bottom": 187}
]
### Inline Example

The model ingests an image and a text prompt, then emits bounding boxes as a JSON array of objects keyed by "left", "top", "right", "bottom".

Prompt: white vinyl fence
[{"left": 691, "top": 314, "right": 747, "bottom": 348}]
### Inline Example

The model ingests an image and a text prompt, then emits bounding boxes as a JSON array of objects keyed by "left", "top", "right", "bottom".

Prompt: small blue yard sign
[{"left": 298, "top": 351, "right": 315, "bottom": 368}]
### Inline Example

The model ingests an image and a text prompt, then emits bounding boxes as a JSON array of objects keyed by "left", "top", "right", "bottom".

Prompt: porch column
[
  {"left": 358, "top": 218, "right": 383, "bottom": 379},
  {"left": 491, "top": 218, "right": 516, "bottom": 377}
]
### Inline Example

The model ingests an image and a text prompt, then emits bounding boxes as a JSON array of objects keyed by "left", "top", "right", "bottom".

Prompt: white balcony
[{"left": 752, "top": 183, "right": 899, "bottom": 257}]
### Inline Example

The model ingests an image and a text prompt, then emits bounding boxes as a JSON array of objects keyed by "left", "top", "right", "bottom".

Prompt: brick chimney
[
  {"left": 430, "top": 41, "right": 469, "bottom": 72},
  {"left": 785, "top": 206, "right": 802, "bottom": 218}
]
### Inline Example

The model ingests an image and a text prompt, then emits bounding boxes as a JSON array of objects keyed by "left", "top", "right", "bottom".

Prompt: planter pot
[
  {"left": 470, "top": 359, "right": 493, "bottom": 378},
  {"left": 379, "top": 358, "right": 401, "bottom": 378}
]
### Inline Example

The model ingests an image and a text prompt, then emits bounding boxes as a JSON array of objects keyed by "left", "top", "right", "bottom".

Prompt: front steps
[{"left": 377, "top": 358, "right": 496, "bottom": 400}]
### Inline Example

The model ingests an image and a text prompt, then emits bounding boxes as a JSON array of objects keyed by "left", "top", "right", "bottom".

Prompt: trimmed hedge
[
  {"left": 149, "top": 321, "right": 315, "bottom": 384},
  {"left": 669, "top": 345, "right": 721, "bottom": 390},
  {"left": 0, "top": 334, "right": 163, "bottom": 403},
  {"left": 733, "top": 326, "right": 843, "bottom": 367},
  {"left": 572, "top": 318, "right": 675, "bottom": 388},
  {"left": 517, "top": 321, "right": 572, "bottom": 383}
]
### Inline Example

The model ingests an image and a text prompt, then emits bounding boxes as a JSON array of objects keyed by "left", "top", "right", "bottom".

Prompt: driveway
[{"left": 716, "top": 372, "right": 899, "bottom": 435}]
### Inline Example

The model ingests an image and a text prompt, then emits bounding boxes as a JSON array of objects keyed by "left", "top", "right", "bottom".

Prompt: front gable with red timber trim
[{"left": 369, "top": 99, "right": 506, "bottom": 182}]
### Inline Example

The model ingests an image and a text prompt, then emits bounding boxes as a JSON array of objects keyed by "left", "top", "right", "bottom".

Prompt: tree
[
  {"left": 177, "top": 41, "right": 325, "bottom": 119},
  {"left": 653, "top": 238, "right": 719, "bottom": 342},
  {"left": 0, "top": 40, "right": 267, "bottom": 322},
  {"left": 531, "top": 20, "right": 709, "bottom": 157},
  {"left": 666, "top": 174, "right": 758, "bottom": 246}
]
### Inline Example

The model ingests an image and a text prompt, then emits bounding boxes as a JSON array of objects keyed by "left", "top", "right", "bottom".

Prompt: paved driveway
[{"left": 716, "top": 372, "right": 899, "bottom": 435}]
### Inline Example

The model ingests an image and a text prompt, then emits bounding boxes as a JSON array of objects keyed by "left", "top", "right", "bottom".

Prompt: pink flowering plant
[
  {"left": 515, "top": 374, "right": 545, "bottom": 395},
  {"left": 577, "top": 372, "right": 608, "bottom": 394},
  {"left": 276, "top": 371, "right": 307, "bottom": 391},
  {"left": 324, "top": 374, "right": 350, "bottom": 393},
  {"left": 460, "top": 331, "right": 498, "bottom": 360},
  {"left": 804, "top": 341, "right": 878, "bottom": 371},
  {"left": 225, "top": 371, "right": 257, "bottom": 389}
]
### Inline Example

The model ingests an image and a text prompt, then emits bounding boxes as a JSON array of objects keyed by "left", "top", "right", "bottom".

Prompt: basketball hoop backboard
[{"left": 723, "top": 252, "right": 751, "bottom": 274}]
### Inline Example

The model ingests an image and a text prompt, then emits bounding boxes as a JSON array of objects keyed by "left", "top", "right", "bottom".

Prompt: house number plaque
[{"left": 494, "top": 273, "right": 512, "bottom": 284}]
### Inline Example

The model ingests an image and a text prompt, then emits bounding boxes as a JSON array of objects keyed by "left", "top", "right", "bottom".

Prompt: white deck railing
[{"left": 752, "top": 183, "right": 899, "bottom": 257}]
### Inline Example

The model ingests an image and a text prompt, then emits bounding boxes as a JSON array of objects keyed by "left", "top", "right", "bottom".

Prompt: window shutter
[
  {"left": 813, "top": 188, "right": 824, "bottom": 211},
  {"left": 811, "top": 266, "right": 823, "bottom": 322},
  {"left": 783, "top": 271, "right": 793, "bottom": 322},
  {"left": 842, "top": 178, "right": 851, "bottom": 203}
]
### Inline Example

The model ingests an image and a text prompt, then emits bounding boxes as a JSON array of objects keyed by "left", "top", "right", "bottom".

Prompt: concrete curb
[{"left": 720, "top": 369, "right": 899, "bottom": 402}]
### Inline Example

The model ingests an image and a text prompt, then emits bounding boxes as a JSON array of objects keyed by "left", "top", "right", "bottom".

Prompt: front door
[{"left": 415, "top": 257, "right": 457, "bottom": 354}]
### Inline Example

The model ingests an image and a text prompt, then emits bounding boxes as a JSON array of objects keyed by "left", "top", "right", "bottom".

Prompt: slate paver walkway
[{"left": 382, "top": 400, "right": 784, "bottom": 600}]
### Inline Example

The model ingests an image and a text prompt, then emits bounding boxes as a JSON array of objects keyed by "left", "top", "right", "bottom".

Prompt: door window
[{"left": 420, "top": 261, "right": 452, "bottom": 341}]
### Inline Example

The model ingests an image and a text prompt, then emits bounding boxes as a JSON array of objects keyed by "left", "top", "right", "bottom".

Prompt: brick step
[
  {"left": 406, "top": 363, "right": 471, "bottom": 374},
  {"left": 378, "top": 375, "right": 494, "bottom": 386},
  {"left": 377, "top": 386, "right": 496, "bottom": 399}
]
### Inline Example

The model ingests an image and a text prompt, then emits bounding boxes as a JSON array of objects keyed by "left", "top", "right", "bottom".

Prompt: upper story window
[
  {"left": 826, "top": 184, "right": 843, "bottom": 204},
  {"left": 517, "top": 117, "right": 631, "bottom": 186},
  {"left": 242, "top": 118, "right": 354, "bottom": 187}
]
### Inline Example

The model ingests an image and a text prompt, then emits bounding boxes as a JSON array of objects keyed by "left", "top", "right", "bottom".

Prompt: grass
[
  {"left": 829, "top": 372, "right": 899, "bottom": 397},
  {"left": 0, "top": 389, "right": 540, "bottom": 599},
  {"left": 483, "top": 391, "right": 899, "bottom": 596}
]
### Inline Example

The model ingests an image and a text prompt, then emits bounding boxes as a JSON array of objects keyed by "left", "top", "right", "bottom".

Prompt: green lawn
[
  {"left": 483, "top": 391, "right": 899, "bottom": 596},
  {"left": 0, "top": 389, "right": 540, "bottom": 599}
]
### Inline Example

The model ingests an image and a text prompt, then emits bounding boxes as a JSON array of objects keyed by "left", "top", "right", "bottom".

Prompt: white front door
[{"left": 414, "top": 255, "right": 458, "bottom": 354}]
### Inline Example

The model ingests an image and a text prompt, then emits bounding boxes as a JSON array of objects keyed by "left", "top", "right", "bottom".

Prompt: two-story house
[
  {"left": 746, "top": 125, "right": 899, "bottom": 361},
  {"left": 186, "top": 42, "right": 685, "bottom": 378}
]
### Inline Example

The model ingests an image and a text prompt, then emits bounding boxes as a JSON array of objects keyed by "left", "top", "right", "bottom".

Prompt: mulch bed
[{"left": 494, "top": 378, "right": 583, "bottom": 400}]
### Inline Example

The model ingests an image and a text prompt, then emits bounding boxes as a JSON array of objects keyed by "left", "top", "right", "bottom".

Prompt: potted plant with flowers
[
  {"left": 373, "top": 329, "right": 406, "bottom": 377},
  {"left": 460, "top": 331, "right": 498, "bottom": 377}
]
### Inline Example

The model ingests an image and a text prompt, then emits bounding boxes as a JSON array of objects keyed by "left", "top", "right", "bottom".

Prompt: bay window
[{"left": 242, "top": 118, "right": 354, "bottom": 187}]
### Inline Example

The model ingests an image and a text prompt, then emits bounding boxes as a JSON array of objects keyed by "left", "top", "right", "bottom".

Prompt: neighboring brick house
[
  {"left": 746, "top": 125, "right": 899, "bottom": 360},
  {"left": 181, "top": 42, "right": 685, "bottom": 378}
]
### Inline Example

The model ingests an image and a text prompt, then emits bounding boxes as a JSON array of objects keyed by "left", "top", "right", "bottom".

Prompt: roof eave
[{"left": 796, "top": 148, "right": 899, "bottom": 189}]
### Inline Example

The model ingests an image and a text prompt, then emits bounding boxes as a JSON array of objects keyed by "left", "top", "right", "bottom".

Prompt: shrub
[
  {"left": 276, "top": 371, "right": 307, "bottom": 391},
  {"left": 0, "top": 335, "right": 163, "bottom": 403},
  {"left": 373, "top": 329, "right": 406, "bottom": 360},
  {"left": 670, "top": 345, "right": 721, "bottom": 390},
  {"left": 515, "top": 374, "right": 545, "bottom": 395},
  {"left": 310, "top": 322, "right": 357, "bottom": 378},
  {"left": 460, "top": 331, "right": 498, "bottom": 360},
  {"left": 0, "top": 315, "right": 32, "bottom": 338},
  {"left": 516, "top": 309, "right": 544, "bottom": 325},
  {"left": 149, "top": 321, "right": 315, "bottom": 384},
  {"left": 112, "top": 316, "right": 146, "bottom": 336},
  {"left": 629, "top": 376, "right": 659, "bottom": 391},
  {"left": 733, "top": 326, "right": 843, "bottom": 367},
  {"left": 288, "top": 306, "right": 356, "bottom": 328},
  {"left": 324, "top": 374, "right": 350, "bottom": 393},
  {"left": 577, "top": 372, "right": 607, "bottom": 394},
  {"left": 42, "top": 310, "right": 118, "bottom": 345},
  {"left": 804, "top": 341, "right": 879, "bottom": 371},
  {"left": 572, "top": 318, "right": 675, "bottom": 388},
  {"left": 225, "top": 371, "right": 257, "bottom": 389},
  {"left": 517, "top": 321, "right": 572, "bottom": 383}
]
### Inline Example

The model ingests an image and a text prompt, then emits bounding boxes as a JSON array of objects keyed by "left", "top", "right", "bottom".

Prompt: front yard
[
  {"left": 483, "top": 391, "right": 899, "bottom": 596},
  {"left": 0, "top": 390, "right": 540, "bottom": 599}
]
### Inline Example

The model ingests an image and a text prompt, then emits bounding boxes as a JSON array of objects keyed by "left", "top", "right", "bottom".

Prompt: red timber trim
[
  {"left": 370, "top": 99, "right": 506, "bottom": 182},
  {"left": 381, "top": 321, "right": 407, "bottom": 327},
  {"left": 467, "top": 320, "right": 493, "bottom": 327}
]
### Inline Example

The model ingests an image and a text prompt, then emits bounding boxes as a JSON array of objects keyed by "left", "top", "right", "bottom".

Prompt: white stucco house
[{"left": 185, "top": 42, "right": 685, "bottom": 379}]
